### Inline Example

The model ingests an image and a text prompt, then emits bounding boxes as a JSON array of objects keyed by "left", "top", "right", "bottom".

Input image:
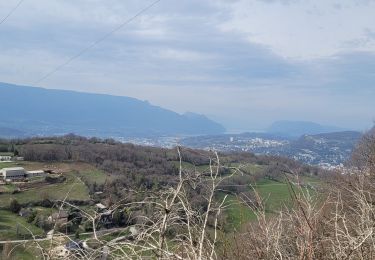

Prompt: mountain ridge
[
  {"left": 0, "top": 82, "right": 225, "bottom": 137},
  {"left": 267, "top": 120, "right": 345, "bottom": 137}
]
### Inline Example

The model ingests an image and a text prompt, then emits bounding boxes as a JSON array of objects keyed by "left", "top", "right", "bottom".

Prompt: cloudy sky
[{"left": 0, "top": 0, "right": 374, "bottom": 132}]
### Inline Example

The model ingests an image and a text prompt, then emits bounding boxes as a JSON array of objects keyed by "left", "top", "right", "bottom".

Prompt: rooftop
[
  {"left": 95, "top": 203, "right": 107, "bottom": 210},
  {"left": 28, "top": 170, "right": 45, "bottom": 173},
  {"left": 1, "top": 167, "right": 25, "bottom": 171}
]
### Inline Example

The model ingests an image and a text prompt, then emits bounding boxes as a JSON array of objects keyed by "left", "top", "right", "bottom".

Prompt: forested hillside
[
  {"left": 1, "top": 132, "right": 374, "bottom": 259},
  {"left": 1, "top": 135, "right": 323, "bottom": 203}
]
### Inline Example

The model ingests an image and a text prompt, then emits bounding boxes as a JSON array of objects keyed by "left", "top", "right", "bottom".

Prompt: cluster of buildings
[
  {"left": 0, "top": 155, "right": 12, "bottom": 161},
  {"left": 0, "top": 167, "right": 47, "bottom": 182},
  {"left": 0, "top": 155, "right": 24, "bottom": 162}
]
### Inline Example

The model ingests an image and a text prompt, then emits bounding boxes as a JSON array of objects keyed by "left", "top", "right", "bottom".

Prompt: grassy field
[
  {"left": 2, "top": 240, "right": 52, "bottom": 259},
  {"left": 6, "top": 245, "right": 37, "bottom": 259},
  {"left": 0, "top": 172, "right": 90, "bottom": 207},
  {"left": 0, "top": 161, "right": 21, "bottom": 169},
  {"left": 0, "top": 159, "right": 319, "bottom": 238},
  {"left": 0, "top": 183, "right": 17, "bottom": 194},
  {"left": 76, "top": 168, "right": 111, "bottom": 185},
  {"left": 171, "top": 161, "right": 295, "bottom": 229},
  {"left": 0, "top": 161, "right": 104, "bottom": 207},
  {"left": 254, "top": 178, "right": 293, "bottom": 211},
  {"left": 0, "top": 210, "right": 44, "bottom": 240},
  {"left": 222, "top": 194, "right": 257, "bottom": 230},
  {"left": 230, "top": 162, "right": 265, "bottom": 175},
  {"left": 221, "top": 179, "right": 289, "bottom": 230},
  {"left": 0, "top": 161, "right": 53, "bottom": 170},
  {"left": 222, "top": 176, "right": 320, "bottom": 229},
  {"left": 172, "top": 161, "right": 265, "bottom": 175},
  {"left": 0, "top": 152, "right": 13, "bottom": 156},
  {"left": 172, "top": 161, "right": 211, "bottom": 172}
]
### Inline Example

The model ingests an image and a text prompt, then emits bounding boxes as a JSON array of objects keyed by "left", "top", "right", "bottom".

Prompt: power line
[
  {"left": 0, "top": 0, "right": 24, "bottom": 26},
  {"left": 33, "top": 0, "right": 162, "bottom": 85}
]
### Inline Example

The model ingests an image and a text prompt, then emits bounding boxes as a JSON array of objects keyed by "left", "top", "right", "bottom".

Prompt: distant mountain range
[
  {"left": 0, "top": 82, "right": 225, "bottom": 137},
  {"left": 0, "top": 82, "right": 365, "bottom": 167},
  {"left": 267, "top": 120, "right": 344, "bottom": 137}
]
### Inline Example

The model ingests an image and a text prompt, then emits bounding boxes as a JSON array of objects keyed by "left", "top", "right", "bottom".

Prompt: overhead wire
[
  {"left": 33, "top": 0, "right": 162, "bottom": 85},
  {"left": 0, "top": 0, "right": 24, "bottom": 26}
]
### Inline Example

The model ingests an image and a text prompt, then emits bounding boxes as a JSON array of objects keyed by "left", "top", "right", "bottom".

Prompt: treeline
[
  {"left": 222, "top": 127, "right": 375, "bottom": 259},
  {"left": 0, "top": 135, "right": 326, "bottom": 202}
]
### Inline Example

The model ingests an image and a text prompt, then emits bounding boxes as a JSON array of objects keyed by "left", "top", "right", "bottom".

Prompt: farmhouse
[
  {"left": 48, "top": 210, "right": 69, "bottom": 227},
  {"left": 0, "top": 167, "right": 26, "bottom": 180},
  {"left": 95, "top": 203, "right": 107, "bottom": 211},
  {"left": 27, "top": 170, "right": 47, "bottom": 178},
  {"left": 0, "top": 156, "right": 12, "bottom": 161}
]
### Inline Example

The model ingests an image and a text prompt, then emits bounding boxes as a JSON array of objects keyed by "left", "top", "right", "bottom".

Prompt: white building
[
  {"left": 0, "top": 167, "right": 26, "bottom": 180},
  {"left": 95, "top": 203, "right": 107, "bottom": 211},
  {"left": 0, "top": 156, "right": 12, "bottom": 162},
  {"left": 27, "top": 170, "right": 47, "bottom": 178}
]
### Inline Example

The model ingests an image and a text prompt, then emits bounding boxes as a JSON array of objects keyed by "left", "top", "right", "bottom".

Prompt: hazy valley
[{"left": 1, "top": 0, "right": 375, "bottom": 259}]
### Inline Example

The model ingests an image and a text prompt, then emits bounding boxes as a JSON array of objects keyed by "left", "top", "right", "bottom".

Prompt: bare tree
[{"left": 5, "top": 147, "right": 240, "bottom": 259}]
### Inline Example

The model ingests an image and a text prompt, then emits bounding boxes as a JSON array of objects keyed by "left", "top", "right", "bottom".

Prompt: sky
[{"left": 0, "top": 0, "right": 374, "bottom": 132}]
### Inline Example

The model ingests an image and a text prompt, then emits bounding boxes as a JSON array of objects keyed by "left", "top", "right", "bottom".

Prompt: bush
[
  {"left": 9, "top": 199, "right": 21, "bottom": 213},
  {"left": 40, "top": 199, "right": 53, "bottom": 208},
  {"left": 45, "top": 176, "right": 66, "bottom": 184},
  {"left": 223, "top": 127, "right": 375, "bottom": 260},
  {"left": 26, "top": 211, "right": 37, "bottom": 223}
]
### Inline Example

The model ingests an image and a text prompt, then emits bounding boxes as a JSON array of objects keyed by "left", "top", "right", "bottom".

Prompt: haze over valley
[{"left": 0, "top": 0, "right": 375, "bottom": 259}]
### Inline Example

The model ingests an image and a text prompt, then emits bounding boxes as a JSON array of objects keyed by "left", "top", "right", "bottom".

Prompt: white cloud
[
  {"left": 219, "top": 0, "right": 375, "bottom": 59},
  {"left": 154, "top": 48, "right": 216, "bottom": 62},
  {"left": 0, "top": 0, "right": 374, "bottom": 130}
]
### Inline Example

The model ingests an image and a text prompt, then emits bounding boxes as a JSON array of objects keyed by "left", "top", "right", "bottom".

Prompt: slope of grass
[
  {"left": 222, "top": 194, "right": 257, "bottom": 230},
  {"left": 0, "top": 173, "right": 90, "bottom": 207},
  {"left": 171, "top": 161, "right": 210, "bottom": 172},
  {"left": 222, "top": 176, "right": 321, "bottom": 230},
  {"left": 7, "top": 246, "right": 36, "bottom": 259},
  {"left": 0, "top": 152, "right": 13, "bottom": 156},
  {"left": 230, "top": 163, "right": 265, "bottom": 175},
  {"left": 77, "top": 168, "right": 111, "bottom": 185},
  {"left": 0, "top": 210, "right": 44, "bottom": 240},
  {"left": 0, "top": 162, "right": 20, "bottom": 169},
  {"left": 255, "top": 179, "right": 293, "bottom": 212},
  {"left": 221, "top": 180, "right": 289, "bottom": 230}
]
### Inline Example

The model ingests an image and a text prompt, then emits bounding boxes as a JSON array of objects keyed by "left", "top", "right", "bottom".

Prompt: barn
[
  {"left": 27, "top": 170, "right": 47, "bottom": 178},
  {"left": 0, "top": 167, "right": 26, "bottom": 180}
]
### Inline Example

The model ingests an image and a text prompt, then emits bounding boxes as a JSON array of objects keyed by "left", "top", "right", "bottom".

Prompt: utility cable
[
  {"left": 0, "top": 0, "right": 24, "bottom": 26},
  {"left": 33, "top": 0, "right": 162, "bottom": 85}
]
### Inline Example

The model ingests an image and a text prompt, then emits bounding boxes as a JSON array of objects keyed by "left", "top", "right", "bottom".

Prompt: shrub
[{"left": 9, "top": 199, "right": 21, "bottom": 213}]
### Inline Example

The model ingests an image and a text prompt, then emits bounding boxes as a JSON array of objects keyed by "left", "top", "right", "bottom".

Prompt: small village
[{"left": 0, "top": 155, "right": 139, "bottom": 258}]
